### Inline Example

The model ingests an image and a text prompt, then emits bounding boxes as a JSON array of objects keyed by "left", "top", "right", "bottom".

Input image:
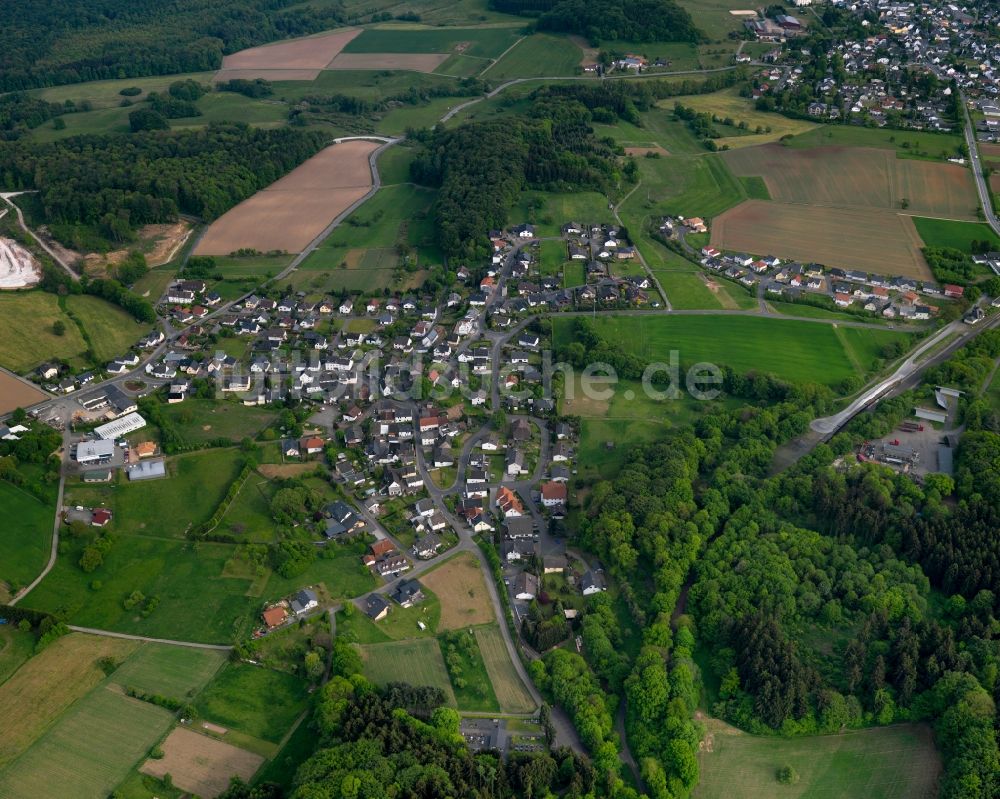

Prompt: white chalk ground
[{"left": 0, "top": 236, "right": 42, "bottom": 289}]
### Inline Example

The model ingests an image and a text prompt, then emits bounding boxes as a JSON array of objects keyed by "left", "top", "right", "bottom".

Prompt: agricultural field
[
  {"left": 140, "top": 727, "right": 264, "bottom": 798},
  {"left": 208, "top": 252, "right": 293, "bottom": 282},
  {"left": 0, "top": 633, "right": 139, "bottom": 769},
  {"left": 722, "top": 143, "right": 980, "bottom": 219},
  {"left": 421, "top": 553, "right": 496, "bottom": 630},
  {"left": 293, "top": 182, "right": 439, "bottom": 294},
  {"left": 0, "top": 371, "right": 47, "bottom": 416},
  {"left": 24, "top": 536, "right": 257, "bottom": 643},
  {"left": 552, "top": 315, "right": 911, "bottom": 389},
  {"left": 786, "top": 125, "right": 966, "bottom": 160},
  {"left": 0, "top": 291, "right": 87, "bottom": 373},
  {"left": 677, "top": 0, "right": 763, "bottom": 34},
  {"left": 0, "top": 683, "right": 174, "bottom": 799},
  {"left": 439, "top": 629, "right": 500, "bottom": 712},
  {"left": 0, "top": 627, "right": 34, "bottom": 687},
  {"left": 343, "top": 25, "right": 521, "bottom": 59},
  {"left": 193, "top": 662, "right": 309, "bottom": 743},
  {"left": 64, "top": 294, "right": 151, "bottom": 362},
  {"left": 109, "top": 645, "right": 226, "bottom": 703},
  {"left": 484, "top": 34, "right": 582, "bottom": 80},
  {"left": 0, "top": 481, "right": 53, "bottom": 598},
  {"left": 195, "top": 140, "right": 379, "bottom": 256},
  {"left": 214, "top": 28, "right": 363, "bottom": 82},
  {"left": 359, "top": 638, "right": 458, "bottom": 705},
  {"left": 474, "top": 624, "right": 536, "bottom": 713},
  {"left": 711, "top": 200, "right": 932, "bottom": 279},
  {"left": 695, "top": 719, "right": 940, "bottom": 799},
  {"left": 912, "top": 217, "right": 1000, "bottom": 252}
]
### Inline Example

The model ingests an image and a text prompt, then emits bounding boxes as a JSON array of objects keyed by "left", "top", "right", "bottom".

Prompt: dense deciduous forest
[
  {"left": 0, "top": 125, "right": 327, "bottom": 248},
  {"left": 0, "top": 0, "right": 349, "bottom": 91},
  {"left": 490, "top": 0, "right": 703, "bottom": 44},
  {"left": 559, "top": 318, "right": 1000, "bottom": 799}
]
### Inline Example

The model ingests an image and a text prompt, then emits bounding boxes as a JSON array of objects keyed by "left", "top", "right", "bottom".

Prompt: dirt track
[{"left": 194, "top": 140, "right": 379, "bottom": 255}]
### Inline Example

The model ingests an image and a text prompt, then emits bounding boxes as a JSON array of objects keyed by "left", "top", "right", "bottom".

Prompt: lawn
[
  {"left": 343, "top": 26, "right": 521, "bottom": 59},
  {"left": 694, "top": 720, "right": 940, "bottom": 799},
  {"left": 24, "top": 536, "right": 257, "bottom": 643},
  {"left": 553, "top": 315, "right": 911, "bottom": 388},
  {"left": 0, "top": 633, "right": 139, "bottom": 769},
  {"left": 161, "top": 400, "right": 278, "bottom": 445},
  {"left": 509, "top": 190, "right": 617, "bottom": 237},
  {"left": 194, "top": 662, "right": 309, "bottom": 743},
  {"left": 0, "top": 291, "right": 87, "bottom": 373},
  {"left": 912, "top": 216, "right": 1000, "bottom": 252},
  {"left": 474, "top": 624, "right": 536, "bottom": 713},
  {"left": 0, "top": 682, "right": 175, "bottom": 799},
  {"left": 0, "top": 481, "right": 54, "bottom": 597},
  {"left": 109, "top": 645, "right": 227, "bottom": 703},
  {"left": 359, "top": 638, "right": 457, "bottom": 706},
  {"left": 438, "top": 628, "right": 500, "bottom": 712},
  {"left": 484, "top": 34, "right": 581, "bottom": 80},
  {"left": 539, "top": 239, "right": 569, "bottom": 276},
  {"left": 65, "top": 294, "right": 151, "bottom": 362}
]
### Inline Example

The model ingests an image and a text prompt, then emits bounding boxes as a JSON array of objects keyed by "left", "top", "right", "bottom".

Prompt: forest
[
  {"left": 0, "top": 0, "right": 349, "bottom": 91},
  {"left": 0, "top": 124, "right": 327, "bottom": 248},
  {"left": 489, "top": 0, "right": 703, "bottom": 44},
  {"left": 563, "top": 319, "right": 1000, "bottom": 799}
]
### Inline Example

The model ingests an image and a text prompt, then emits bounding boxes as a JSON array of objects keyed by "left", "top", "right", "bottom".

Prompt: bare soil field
[
  {"left": 194, "top": 140, "right": 378, "bottom": 255},
  {"left": 141, "top": 726, "right": 263, "bottom": 798},
  {"left": 257, "top": 463, "right": 314, "bottom": 478},
  {"left": 421, "top": 553, "right": 496, "bottom": 630},
  {"left": 0, "top": 634, "right": 139, "bottom": 769},
  {"left": 980, "top": 143, "right": 1000, "bottom": 159},
  {"left": 625, "top": 145, "right": 670, "bottom": 157},
  {"left": 723, "top": 144, "right": 980, "bottom": 220},
  {"left": 327, "top": 53, "right": 450, "bottom": 72},
  {"left": 711, "top": 200, "right": 933, "bottom": 279},
  {"left": 0, "top": 238, "right": 41, "bottom": 289},
  {"left": 0, "top": 370, "right": 48, "bottom": 415},
  {"left": 214, "top": 28, "right": 362, "bottom": 82}
]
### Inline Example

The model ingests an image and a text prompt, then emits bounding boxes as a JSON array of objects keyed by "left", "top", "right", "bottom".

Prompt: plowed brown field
[{"left": 194, "top": 140, "right": 379, "bottom": 255}]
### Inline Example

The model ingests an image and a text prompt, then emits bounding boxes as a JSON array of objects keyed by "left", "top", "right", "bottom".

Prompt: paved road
[
  {"left": 613, "top": 181, "right": 671, "bottom": 310},
  {"left": 960, "top": 94, "right": 1000, "bottom": 237},
  {"left": 810, "top": 311, "right": 999, "bottom": 434},
  {"left": 65, "top": 626, "right": 233, "bottom": 651},
  {"left": 9, "top": 427, "right": 69, "bottom": 606}
]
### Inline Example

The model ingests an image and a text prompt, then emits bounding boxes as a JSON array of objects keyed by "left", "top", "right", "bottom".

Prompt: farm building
[
  {"left": 94, "top": 412, "right": 146, "bottom": 440},
  {"left": 127, "top": 458, "right": 166, "bottom": 481}
]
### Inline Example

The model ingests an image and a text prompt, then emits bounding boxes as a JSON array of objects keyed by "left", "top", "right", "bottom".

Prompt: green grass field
[
  {"left": 218, "top": 474, "right": 276, "bottom": 544},
  {"left": 0, "top": 684, "right": 174, "bottom": 799},
  {"left": 359, "top": 638, "right": 458, "bottom": 706},
  {"left": 474, "top": 624, "right": 536, "bottom": 713},
  {"left": 677, "top": 0, "right": 765, "bottom": 34},
  {"left": 376, "top": 144, "right": 418, "bottom": 186},
  {"left": 670, "top": 88, "right": 818, "bottom": 149},
  {"left": 509, "top": 190, "right": 617, "bottom": 237},
  {"left": 193, "top": 662, "right": 308, "bottom": 743},
  {"left": 912, "top": 216, "right": 1000, "bottom": 252},
  {"left": 131, "top": 266, "right": 177, "bottom": 301},
  {"left": 25, "top": 536, "right": 256, "bottom": 643},
  {"left": 0, "top": 628, "right": 34, "bottom": 688},
  {"left": 65, "top": 294, "right": 151, "bottom": 362},
  {"left": 209, "top": 253, "right": 293, "bottom": 280},
  {"left": 439, "top": 629, "right": 499, "bottom": 712},
  {"left": 484, "top": 34, "right": 581, "bottom": 80},
  {"left": 695, "top": 721, "right": 940, "bottom": 799},
  {"left": 109, "top": 645, "right": 226, "bottom": 703},
  {"left": 786, "top": 125, "right": 965, "bottom": 161},
  {"left": 0, "top": 481, "right": 54, "bottom": 597},
  {"left": 654, "top": 269, "right": 725, "bottom": 310},
  {"left": 343, "top": 26, "right": 520, "bottom": 59},
  {"left": 553, "top": 315, "right": 910, "bottom": 388},
  {"left": 68, "top": 449, "right": 244, "bottom": 540},
  {"left": 0, "top": 292, "right": 88, "bottom": 372},
  {"left": 260, "top": 539, "right": 377, "bottom": 602},
  {"left": 161, "top": 400, "right": 277, "bottom": 446}
]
